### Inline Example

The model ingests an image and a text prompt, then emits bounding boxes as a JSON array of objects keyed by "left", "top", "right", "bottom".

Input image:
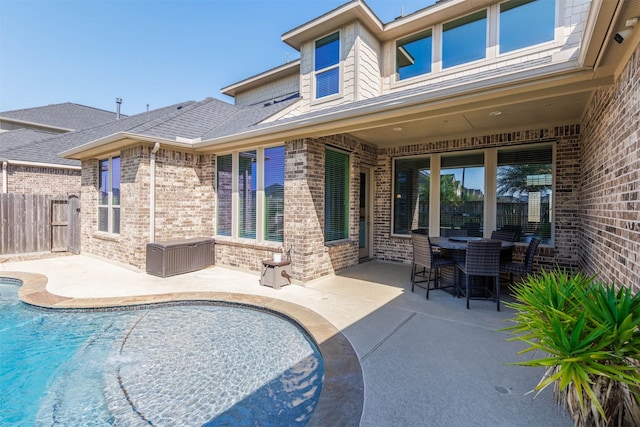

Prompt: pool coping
[{"left": 4, "top": 271, "right": 364, "bottom": 427}]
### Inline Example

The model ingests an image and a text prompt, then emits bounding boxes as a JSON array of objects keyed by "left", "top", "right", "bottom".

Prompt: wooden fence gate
[{"left": 0, "top": 194, "right": 81, "bottom": 256}]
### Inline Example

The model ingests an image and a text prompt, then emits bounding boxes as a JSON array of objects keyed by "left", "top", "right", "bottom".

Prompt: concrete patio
[{"left": 2, "top": 254, "right": 571, "bottom": 426}]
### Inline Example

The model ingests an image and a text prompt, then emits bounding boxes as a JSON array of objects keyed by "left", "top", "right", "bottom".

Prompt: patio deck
[{"left": 1, "top": 255, "right": 571, "bottom": 426}]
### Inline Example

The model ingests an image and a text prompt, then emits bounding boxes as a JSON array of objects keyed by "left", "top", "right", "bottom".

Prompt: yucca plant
[{"left": 504, "top": 270, "right": 640, "bottom": 426}]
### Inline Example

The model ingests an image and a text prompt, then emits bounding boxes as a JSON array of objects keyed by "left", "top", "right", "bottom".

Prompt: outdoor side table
[{"left": 260, "top": 259, "right": 292, "bottom": 289}]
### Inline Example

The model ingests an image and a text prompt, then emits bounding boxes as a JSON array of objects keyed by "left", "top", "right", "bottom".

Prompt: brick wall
[
  {"left": 579, "top": 43, "right": 640, "bottom": 291},
  {"left": 81, "top": 145, "right": 215, "bottom": 270},
  {"left": 373, "top": 126, "right": 582, "bottom": 273},
  {"left": 4, "top": 164, "right": 80, "bottom": 195}
]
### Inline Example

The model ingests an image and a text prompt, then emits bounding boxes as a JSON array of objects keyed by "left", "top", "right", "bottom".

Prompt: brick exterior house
[
  {"left": 0, "top": 103, "right": 124, "bottom": 195},
  {"left": 62, "top": 0, "right": 639, "bottom": 291}
]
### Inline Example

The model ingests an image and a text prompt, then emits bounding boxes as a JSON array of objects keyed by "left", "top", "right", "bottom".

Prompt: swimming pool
[{"left": 0, "top": 278, "right": 324, "bottom": 426}]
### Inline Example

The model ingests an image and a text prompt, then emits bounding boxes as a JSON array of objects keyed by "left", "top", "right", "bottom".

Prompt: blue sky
[{"left": 0, "top": 0, "right": 435, "bottom": 116}]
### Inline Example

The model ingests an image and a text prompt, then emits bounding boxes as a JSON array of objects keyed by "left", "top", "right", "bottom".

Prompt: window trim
[
  {"left": 324, "top": 147, "right": 350, "bottom": 243},
  {"left": 390, "top": 0, "right": 561, "bottom": 89},
  {"left": 390, "top": 142, "right": 555, "bottom": 246},
  {"left": 496, "top": 0, "right": 558, "bottom": 57},
  {"left": 215, "top": 144, "right": 285, "bottom": 243},
  {"left": 313, "top": 31, "right": 341, "bottom": 101},
  {"left": 97, "top": 155, "right": 120, "bottom": 235},
  {"left": 441, "top": 9, "right": 489, "bottom": 70},
  {"left": 395, "top": 28, "right": 434, "bottom": 82},
  {"left": 391, "top": 154, "right": 432, "bottom": 236}
]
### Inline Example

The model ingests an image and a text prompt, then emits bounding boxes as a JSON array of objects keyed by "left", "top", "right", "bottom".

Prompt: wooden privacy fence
[{"left": 0, "top": 194, "right": 80, "bottom": 256}]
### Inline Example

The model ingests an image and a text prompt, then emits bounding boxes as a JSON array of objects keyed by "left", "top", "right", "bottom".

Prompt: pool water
[{"left": 0, "top": 279, "right": 324, "bottom": 426}]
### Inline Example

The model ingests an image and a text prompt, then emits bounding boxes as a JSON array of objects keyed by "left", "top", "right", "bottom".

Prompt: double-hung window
[
  {"left": 325, "top": 149, "right": 349, "bottom": 242},
  {"left": 315, "top": 32, "right": 340, "bottom": 99},
  {"left": 98, "top": 156, "right": 120, "bottom": 234},
  {"left": 216, "top": 146, "right": 285, "bottom": 243},
  {"left": 499, "top": 0, "right": 555, "bottom": 54}
]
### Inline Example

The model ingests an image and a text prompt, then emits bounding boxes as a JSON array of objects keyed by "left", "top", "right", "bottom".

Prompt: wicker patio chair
[
  {"left": 442, "top": 229, "right": 468, "bottom": 237},
  {"left": 501, "top": 237, "right": 541, "bottom": 287},
  {"left": 490, "top": 230, "right": 518, "bottom": 242},
  {"left": 410, "top": 231, "right": 456, "bottom": 299},
  {"left": 456, "top": 239, "right": 502, "bottom": 311},
  {"left": 491, "top": 230, "right": 517, "bottom": 265}
]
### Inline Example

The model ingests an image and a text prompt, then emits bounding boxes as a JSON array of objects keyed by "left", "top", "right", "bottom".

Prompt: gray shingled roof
[
  {"left": 1, "top": 101, "right": 196, "bottom": 166},
  {"left": 0, "top": 103, "right": 124, "bottom": 131},
  {"left": 4, "top": 95, "right": 303, "bottom": 165},
  {"left": 0, "top": 129, "right": 58, "bottom": 153}
]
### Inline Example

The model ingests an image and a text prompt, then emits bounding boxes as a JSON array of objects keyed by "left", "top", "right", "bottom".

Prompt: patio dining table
[{"left": 429, "top": 237, "right": 515, "bottom": 295}]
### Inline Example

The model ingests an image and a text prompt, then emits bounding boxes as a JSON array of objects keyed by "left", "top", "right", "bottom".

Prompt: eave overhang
[
  {"left": 194, "top": 62, "right": 611, "bottom": 152},
  {"left": 221, "top": 60, "right": 301, "bottom": 97},
  {"left": 282, "top": 1, "right": 383, "bottom": 50},
  {"left": 60, "top": 132, "right": 196, "bottom": 160}
]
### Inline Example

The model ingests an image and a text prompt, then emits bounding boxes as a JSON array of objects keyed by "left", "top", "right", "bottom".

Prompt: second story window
[
  {"left": 442, "top": 10, "right": 487, "bottom": 69},
  {"left": 500, "top": 0, "right": 555, "bottom": 54},
  {"left": 315, "top": 32, "right": 340, "bottom": 99},
  {"left": 396, "top": 29, "right": 432, "bottom": 81}
]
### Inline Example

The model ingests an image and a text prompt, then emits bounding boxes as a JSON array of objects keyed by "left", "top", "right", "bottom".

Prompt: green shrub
[{"left": 504, "top": 270, "right": 640, "bottom": 426}]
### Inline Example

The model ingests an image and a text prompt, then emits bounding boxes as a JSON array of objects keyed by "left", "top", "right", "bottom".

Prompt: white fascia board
[
  {"left": 221, "top": 60, "right": 301, "bottom": 97},
  {"left": 282, "top": 1, "right": 383, "bottom": 49},
  {"left": 195, "top": 60, "right": 596, "bottom": 150},
  {"left": 578, "top": 0, "right": 622, "bottom": 68},
  {"left": 60, "top": 132, "right": 192, "bottom": 159},
  {"left": 3, "top": 159, "right": 81, "bottom": 170}
]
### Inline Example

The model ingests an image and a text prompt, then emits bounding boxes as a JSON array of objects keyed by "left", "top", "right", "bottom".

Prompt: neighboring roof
[
  {"left": 61, "top": 96, "right": 300, "bottom": 159},
  {"left": 3, "top": 101, "right": 196, "bottom": 166},
  {"left": 0, "top": 102, "right": 123, "bottom": 132},
  {"left": 0, "top": 129, "right": 58, "bottom": 152}
]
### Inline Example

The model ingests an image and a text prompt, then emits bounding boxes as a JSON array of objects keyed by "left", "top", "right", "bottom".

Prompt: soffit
[
  {"left": 348, "top": 91, "right": 592, "bottom": 148},
  {"left": 282, "top": 1, "right": 383, "bottom": 49},
  {"left": 194, "top": 70, "right": 608, "bottom": 152},
  {"left": 590, "top": 0, "right": 640, "bottom": 78},
  {"left": 381, "top": 0, "right": 495, "bottom": 41},
  {"left": 221, "top": 60, "right": 301, "bottom": 97}
]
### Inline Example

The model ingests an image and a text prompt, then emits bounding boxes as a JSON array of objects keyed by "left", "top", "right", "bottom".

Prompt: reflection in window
[
  {"left": 393, "top": 157, "right": 430, "bottom": 234},
  {"left": 264, "top": 146, "right": 285, "bottom": 242},
  {"left": 325, "top": 149, "right": 349, "bottom": 242},
  {"left": 500, "top": 0, "right": 555, "bottom": 54},
  {"left": 396, "top": 30, "right": 432, "bottom": 80},
  {"left": 98, "top": 156, "right": 120, "bottom": 234},
  {"left": 442, "top": 10, "right": 487, "bottom": 69},
  {"left": 440, "top": 154, "right": 484, "bottom": 237},
  {"left": 238, "top": 151, "right": 257, "bottom": 239},
  {"left": 497, "top": 145, "right": 553, "bottom": 244},
  {"left": 315, "top": 32, "right": 340, "bottom": 98},
  {"left": 216, "top": 154, "right": 232, "bottom": 237}
]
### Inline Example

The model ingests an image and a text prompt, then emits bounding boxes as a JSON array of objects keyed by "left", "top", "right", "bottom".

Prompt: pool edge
[{"left": 3, "top": 271, "right": 364, "bottom": 427}]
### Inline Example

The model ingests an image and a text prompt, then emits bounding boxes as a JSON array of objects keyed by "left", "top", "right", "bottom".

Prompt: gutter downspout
[
  {"left": 150, "top": 143, "right": 160, "bottom": 242},
  {"left": 2, "top": 160, "right": 8, "bottom": 193}
]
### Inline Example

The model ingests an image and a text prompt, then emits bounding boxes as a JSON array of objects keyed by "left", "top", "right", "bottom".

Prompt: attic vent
[{"left": 177, "top": 106, "right": 183, "bottom": 110}]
